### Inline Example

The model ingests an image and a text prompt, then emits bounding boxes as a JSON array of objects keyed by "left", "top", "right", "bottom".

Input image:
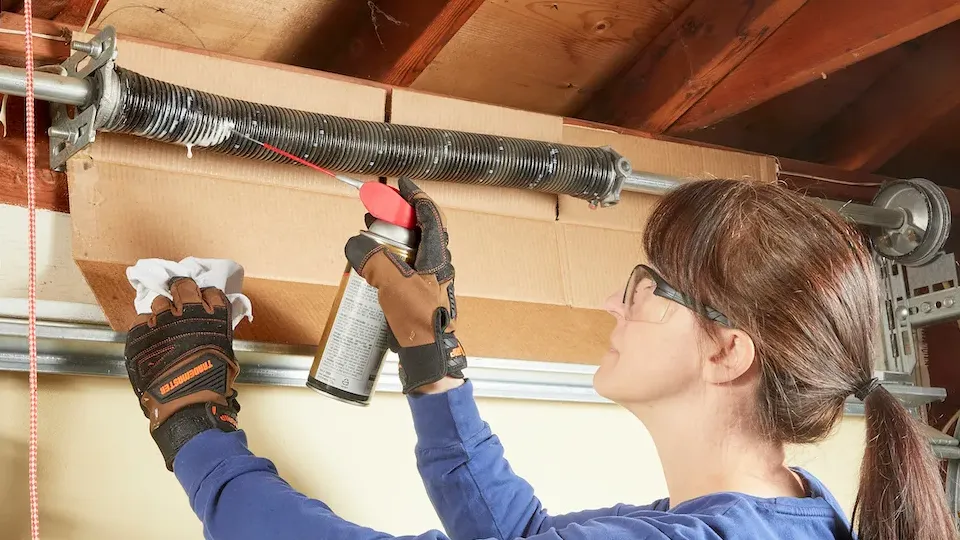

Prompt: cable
[
  {"left": 0, "top": 28, "right": 68, "bottom": 42},
  {"left": 779, "top": 169, "right": 883, "bottom": 187},
  {"left": 23, "top": 1, "right": 41, "bottom": 539}
]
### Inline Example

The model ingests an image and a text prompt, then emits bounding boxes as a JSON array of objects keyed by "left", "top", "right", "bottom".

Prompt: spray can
[{"left": 306, "top": 217, "right": 416, "bottom": 406}]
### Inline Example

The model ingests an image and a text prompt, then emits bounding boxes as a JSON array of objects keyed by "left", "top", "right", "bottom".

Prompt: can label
[{"left": 311, "top": 269, "right": 391, "bottom": 397}]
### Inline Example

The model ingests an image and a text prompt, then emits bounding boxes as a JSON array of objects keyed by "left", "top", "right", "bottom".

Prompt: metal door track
[{"left": 0, "top": 318, "right": 946, "bottom": 413}]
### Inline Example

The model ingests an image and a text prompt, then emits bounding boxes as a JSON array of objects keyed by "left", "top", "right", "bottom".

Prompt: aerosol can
[{"left": 306, "top": 182, "right": 417, "bottom": 406}]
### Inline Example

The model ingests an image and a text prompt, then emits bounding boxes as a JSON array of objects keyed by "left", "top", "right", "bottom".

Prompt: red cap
[{"left": 358, "top": 182, "right": 416, "bottom": 229}]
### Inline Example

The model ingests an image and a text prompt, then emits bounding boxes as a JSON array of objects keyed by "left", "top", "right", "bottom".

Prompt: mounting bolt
[
  {"left": 921, "top": 302, "right": 932, "bottom": 313},
  {"left": 71, "top": 40, "right": 102, "bottom": 56},
  {"left": 945, "top": 297, "right": 955, "bottom": 308},
  {"left": 895, "top": 306, "right": 909, "bottom": 320},
  {"left": 48, "top": 126, "right": 78, "bottom": 144}
]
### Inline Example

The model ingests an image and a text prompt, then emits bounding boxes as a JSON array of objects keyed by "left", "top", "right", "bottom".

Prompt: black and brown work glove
[
  {"left": 124, "top": 277, "right": 241, "bottom": 470},
  {"left": 344, "top": 177, "right": 467, "bottom": 394}
]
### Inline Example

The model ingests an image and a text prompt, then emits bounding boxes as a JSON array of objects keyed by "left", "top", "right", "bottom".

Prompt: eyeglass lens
[{"left": 623, "top": 266, "right": 674, "bottom": 323}]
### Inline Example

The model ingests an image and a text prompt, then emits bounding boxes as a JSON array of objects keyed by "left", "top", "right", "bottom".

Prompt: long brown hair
[{"left": 642, "top": 179, "right": 956, "bottom": 540}]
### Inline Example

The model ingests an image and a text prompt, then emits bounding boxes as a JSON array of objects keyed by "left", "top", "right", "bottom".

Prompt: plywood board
[
  {"left": 411, "top": 0, "right": 692, "bottom": 115},
  {"left": 75, "top": 259, "right": 610, "bottom": 363}
]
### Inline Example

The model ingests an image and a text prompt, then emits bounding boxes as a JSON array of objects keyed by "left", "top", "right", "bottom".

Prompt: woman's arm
[
  {"left": 176, "top": 428, "right": 711, "bottom": 540},
  {"left": 408, "top": 381, "right": 653, "bottom": 540},
  {"left": 175, "top": 428, "right": 455, "bottom": 540}
]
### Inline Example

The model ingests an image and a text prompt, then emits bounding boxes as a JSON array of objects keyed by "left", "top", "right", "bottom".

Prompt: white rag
[{"left": 125, "top": 257, "right": 253, "bottom": 328}]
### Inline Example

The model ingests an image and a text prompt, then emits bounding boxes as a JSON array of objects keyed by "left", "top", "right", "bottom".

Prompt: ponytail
[{"left": 852, "top": 386, "right": 958, "bottom": 540}]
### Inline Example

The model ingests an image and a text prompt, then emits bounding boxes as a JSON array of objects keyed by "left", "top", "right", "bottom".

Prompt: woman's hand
[
  {"left": 123, "top": 277, "right": 241, "bottom": 470},
  {"left": 344, "top": 177, "right": 468, "bottom": 394}
]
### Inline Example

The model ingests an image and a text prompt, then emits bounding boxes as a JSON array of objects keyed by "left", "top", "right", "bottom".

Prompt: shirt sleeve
[
  {"left": 407, "top": 380, "right": 655, "bottom": 540},
  {"left": 173, "top": 400, "right": 726, "bottom": 540},
  {"left": 174, "top": 429, "right": 459, "bottom": 540}
]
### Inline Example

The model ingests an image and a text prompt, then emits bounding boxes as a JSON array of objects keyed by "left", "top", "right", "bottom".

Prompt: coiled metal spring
[{"left": 98, "top": 68, "right": 627, "bottom": 204}]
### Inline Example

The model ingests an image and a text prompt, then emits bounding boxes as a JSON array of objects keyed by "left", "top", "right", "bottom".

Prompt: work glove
[
  {"left": 344, "top": 177, "right": 467, "bottom": 393},
  {"left": 123, "top": 277, "right": 241, "bottom": 470}
]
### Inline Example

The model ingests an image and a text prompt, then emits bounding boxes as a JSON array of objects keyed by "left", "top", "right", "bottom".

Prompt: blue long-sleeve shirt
[{"left": 174, "top": 380, "right": 854, "bottom": 539}]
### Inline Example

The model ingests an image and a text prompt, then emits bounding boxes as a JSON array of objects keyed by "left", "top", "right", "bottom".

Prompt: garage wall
[{"left": 0, "top": 205, "right": 867, "bottom": 539}]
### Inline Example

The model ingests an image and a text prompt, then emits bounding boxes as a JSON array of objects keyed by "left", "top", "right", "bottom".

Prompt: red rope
[{"left": 23, "top": 1, "right": 40, "bottom": 538}]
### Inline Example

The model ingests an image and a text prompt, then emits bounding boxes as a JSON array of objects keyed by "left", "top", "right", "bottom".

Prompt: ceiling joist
[
  {"left": 313, "top": 0, "right": 483, "bottom": 86},
  {"left": 2, "top": 0, "right": 106, "bottom": 25},
  {"left": 670, "top": 0, "right": 960, "bottom": 133},
  {"left": 579, "top": 0, "right": 806, "bottom": 133},
  {"left": 0, "top": 11, "right": 70, "bottom": 66},
  {"left": 808, "top": 22, "right": 960, "bottom": 172}
]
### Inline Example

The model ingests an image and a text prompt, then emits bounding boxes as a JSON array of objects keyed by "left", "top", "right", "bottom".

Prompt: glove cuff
[
  {"left": 398, "top": 333, "right": 467, "bottom": 394},
  {"left": 152, "top": 402, "right": 238, "bottom": 471}
]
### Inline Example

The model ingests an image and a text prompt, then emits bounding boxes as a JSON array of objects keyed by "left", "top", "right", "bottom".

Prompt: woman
[{"left": 124, "top": 178, "right": 955, "bottom": 540}]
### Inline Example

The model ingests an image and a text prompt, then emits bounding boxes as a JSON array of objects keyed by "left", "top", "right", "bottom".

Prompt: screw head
[{"left": 921, "top": 302, "right": 932, "bottom": 313}]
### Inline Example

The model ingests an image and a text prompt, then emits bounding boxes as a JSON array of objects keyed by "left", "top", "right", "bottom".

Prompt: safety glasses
[{"left": 622, "top": 264, "right": 732, "bottom": 327}]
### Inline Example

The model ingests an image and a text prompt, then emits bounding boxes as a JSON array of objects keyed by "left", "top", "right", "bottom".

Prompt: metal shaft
[
  {"left": 0, "top": 65, "right": 908, "bottom": 229},
  {"left": 0, "top": 65, "right": 92, "bottom": 106},
  {"left": 625, "top": 172, "right": 905, "bottom": 229},
  {"left": 814, "top": 198, "right": 905, "bottom": 229}
]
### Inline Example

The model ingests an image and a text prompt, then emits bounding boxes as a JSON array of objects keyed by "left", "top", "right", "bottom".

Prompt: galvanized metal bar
[
  {"left": 936, "top": 444, "right": 960, "bottom": 461},
  {"left": 0, "top": 320, "right": 607, "bottom": 404},
  {"left": 0, "top": 318, "right": 947, "bottom": 412},
  {"left": 0, "top": 65, "right": 91, "bottom": 106},
  {"left": 622, "top": 172, "right": 684, "bottom": 195},
  {"left": 908, "top": 288, "right": 960, "bottom": 327},
  {"left": 815, "top": 198, "right": 905, "bottom": 229},
  {"left": 625, "top": 173, "right": 906, "bottom": 231}
]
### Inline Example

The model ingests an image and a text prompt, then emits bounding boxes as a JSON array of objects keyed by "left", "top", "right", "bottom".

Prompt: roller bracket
[{"left": 49, "top": 103, "right": 97, "bottom": 172}]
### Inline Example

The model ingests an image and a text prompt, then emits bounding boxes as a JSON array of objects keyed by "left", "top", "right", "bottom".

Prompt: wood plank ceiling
[{"left": 3, "top": 0, "right": 960, "bottom": 197}]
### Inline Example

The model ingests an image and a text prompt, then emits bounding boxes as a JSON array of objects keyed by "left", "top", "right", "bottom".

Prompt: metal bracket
[
  {"left": 876, "top": 251, "right": 959, "bottom": 374},
  {"left": 49, "top": 103, "right": 97, "bottom": 171},
  {"left": 593, "top": 146, "right": 631, "bottom": 208},
  {"left": 62, "top": 26, "right": 117, "bottom": 78},
  {"left": 47, "top": 27, "right": 118, "bottom": 172}
]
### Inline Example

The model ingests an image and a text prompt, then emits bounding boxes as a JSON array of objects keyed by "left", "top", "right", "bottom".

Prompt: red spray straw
[{"left": 232, "top": 131, "right": 416, "bottom": 229}]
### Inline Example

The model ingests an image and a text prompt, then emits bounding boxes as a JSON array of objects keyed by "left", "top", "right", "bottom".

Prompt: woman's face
[{"left": 593, "top": 271, "right": 707, "bottom": 407}]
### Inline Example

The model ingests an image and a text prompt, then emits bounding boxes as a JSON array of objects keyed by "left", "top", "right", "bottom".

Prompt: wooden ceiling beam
[
  {"left": 2, "top": 1, "right": 108, "bottom": 26},
  {"left": 0, "top": 13, "right": 76, "bottom": 213},
  {"left": 312, "top": 0, "right": 483, "bottom": 87},
  {"left": 0, "top": 11, "right": 72, "bottom": 66},
  {"left": 0, "top": 95, "right": 69, "bottom": 213},
  {"left": 579, "top": 0, "right": 807, "bottom": 133},
  {"left": 671, "top": 0, "right": 960, "bottom": 133},
  {"left": 808, "top": 23, "right": 960, "bottom": 172},
  {"left": 52, "top": 1, "right": 110, "bottom": 27}
]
